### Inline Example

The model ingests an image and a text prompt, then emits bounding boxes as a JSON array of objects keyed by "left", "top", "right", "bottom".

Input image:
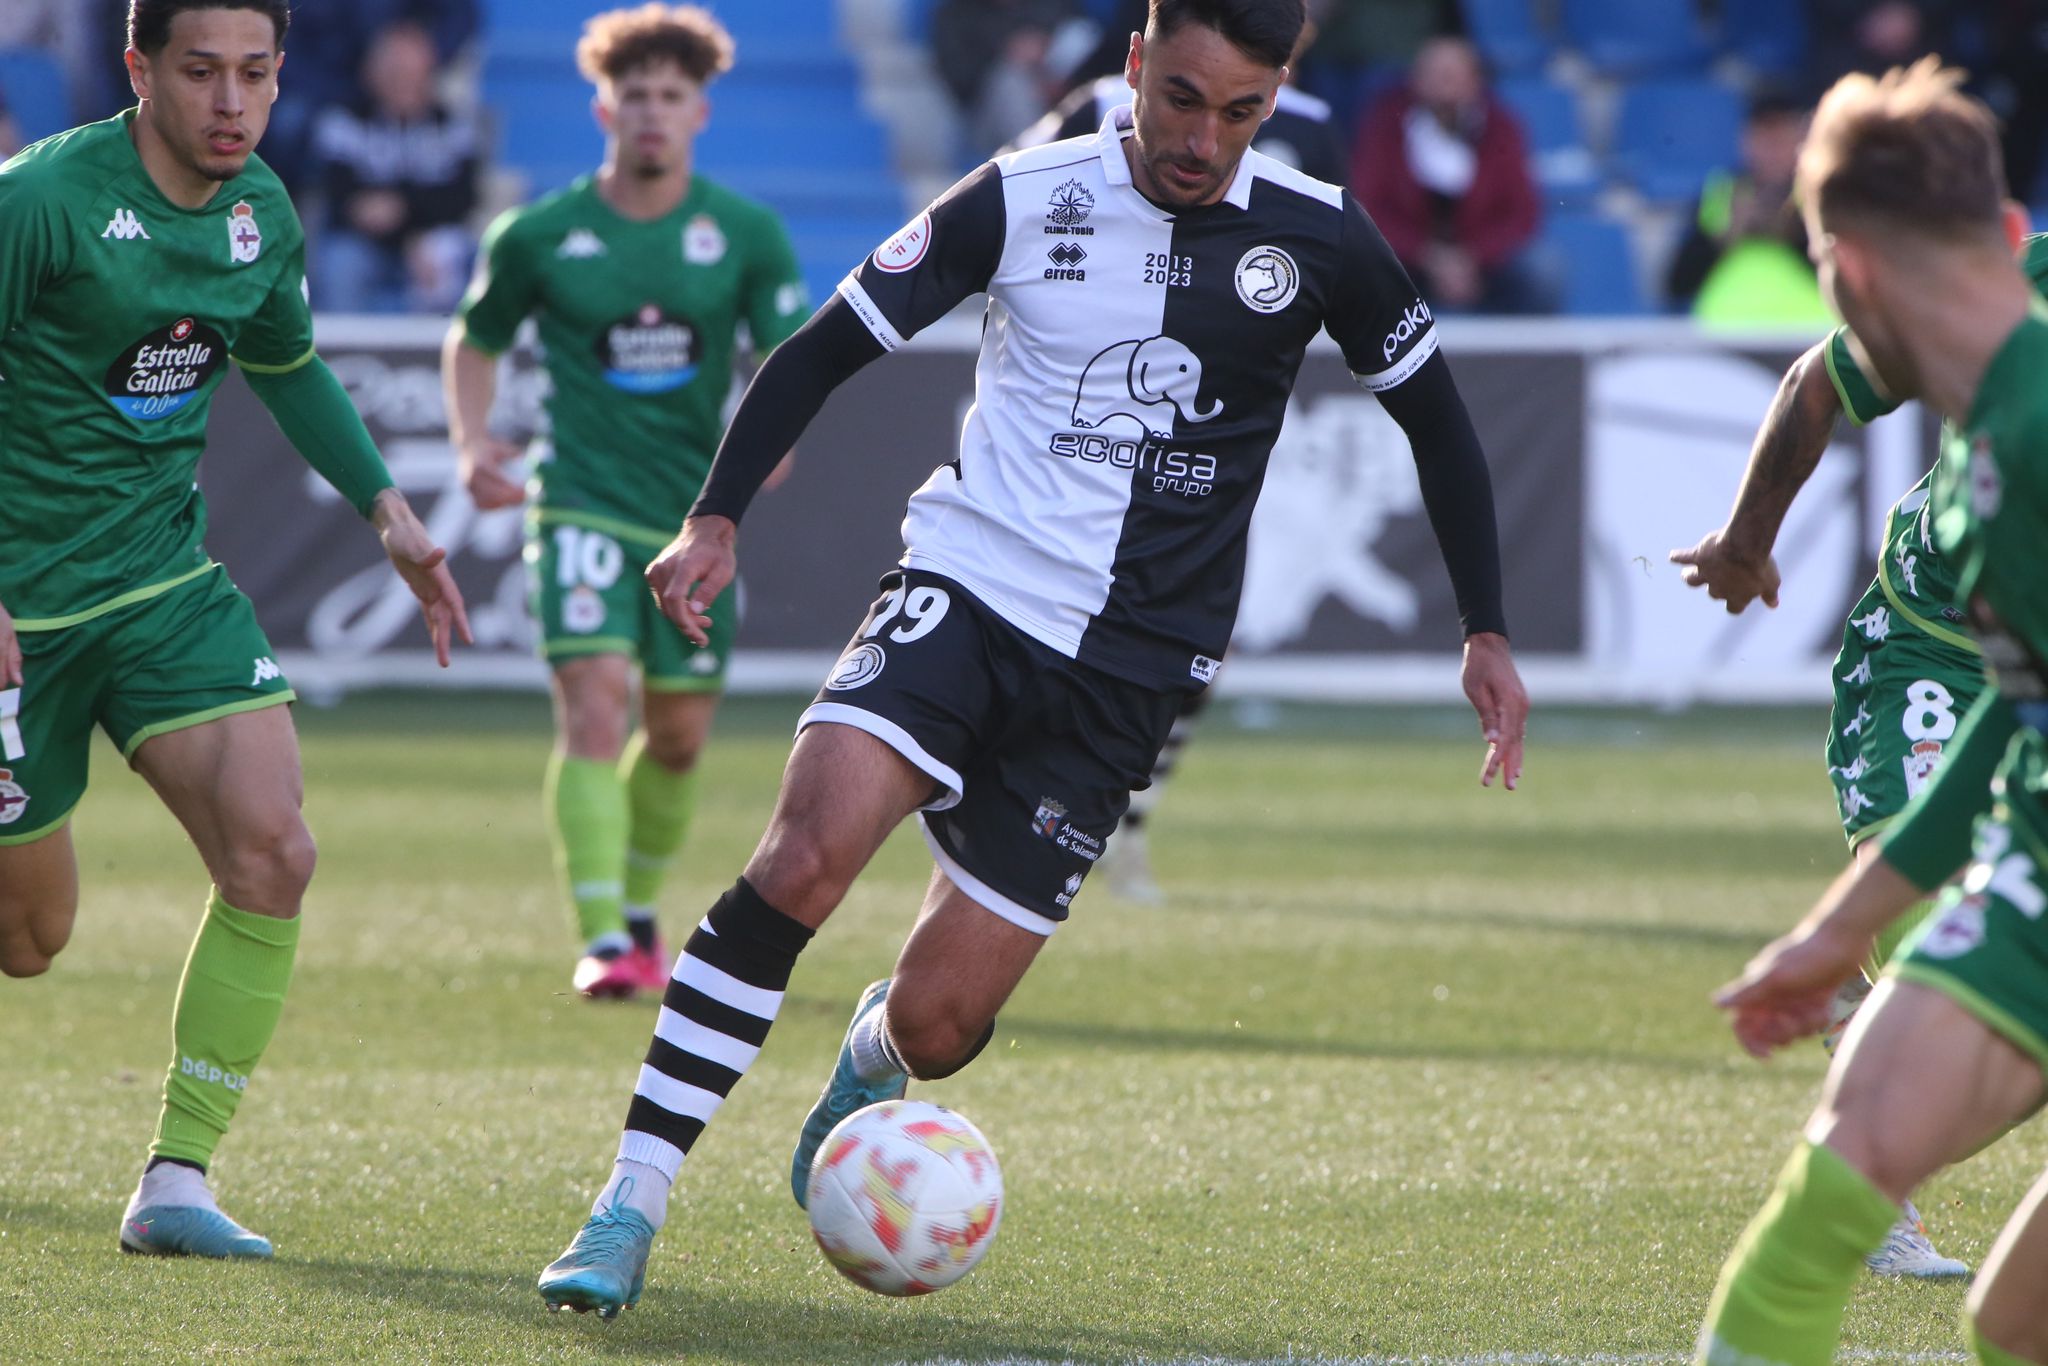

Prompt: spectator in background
[
  {"left": 1979, "top": 0, "right": 2048, "bottom": 206},
  {"left": 1664, "top": 86, "right": 1828, "bottom": 325},
  {"left": 266, "top": 0, "right": 480, "bottom": 187},
  {"left": 1297, "top": 0, "right": 1454, "bottom": 131},
  {"left": 1808, "top": 0, "right": 1951, "bottom": 85},
  {"left": 1352, "top": 35, "right": 1546, "bottom": 314},
  {"left": 311, "top": 22, "right": 481, "bottom": 314},
  {"left": 931, "top": 0, "right": 1090, "bottom": 155}
]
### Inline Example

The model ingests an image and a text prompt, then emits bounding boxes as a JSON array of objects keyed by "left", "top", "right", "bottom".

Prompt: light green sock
[
  {"left": 1968, "top": 1313, "right": 2042, "bottom": 1366},
  {"left": 1696, "top": 1140, "right": 1901, "bottom": 1366},
  {"left": 545, "top": 752, "right": 629, "bottom": 948},
  {"left": 1966, "top": 1310, "right": 2048, "bottom": 1366},
  {"left": 151, "top": 891, "right": 300, "bottom": 1167},
  {"left": 621, "top": 733, "right": 698, "bottom": 911}
]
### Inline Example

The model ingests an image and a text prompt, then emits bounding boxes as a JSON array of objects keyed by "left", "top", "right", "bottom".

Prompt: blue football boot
[
  {"left": 790, "top": 978, "right": 905, "bottom": 1209},
  {"left": 538, "top": 1183, "right": 656, "bottom": 1319}
]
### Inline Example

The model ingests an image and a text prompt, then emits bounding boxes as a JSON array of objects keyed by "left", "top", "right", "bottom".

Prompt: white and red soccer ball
[{"left": 804, "top": 1099, "right": 1003, "bottom": 1296}]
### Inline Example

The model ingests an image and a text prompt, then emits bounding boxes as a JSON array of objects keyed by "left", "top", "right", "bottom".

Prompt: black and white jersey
[
  {"left": 838, "top": 107, "right": 1442, "bottom": 691},
  {"left": 1012, "top": 78, "right": 1348, "bottom": 186}
]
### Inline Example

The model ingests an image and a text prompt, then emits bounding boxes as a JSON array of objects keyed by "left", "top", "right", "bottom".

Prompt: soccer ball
[{"left": 804, "top": 1098, "right": 1004, "bottom": 1296}]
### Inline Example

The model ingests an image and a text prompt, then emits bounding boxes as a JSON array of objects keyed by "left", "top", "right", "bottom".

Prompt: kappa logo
[
  {"left": 102, "top": 208, "right": 151, "bottom": 241},
  {"left": 251, "top": 656, "right": 282, "bottom": 686},
  {"left": 1070, "top": 336, "right": 1221, "bottom": 437},
  {"left": 228, "top": 201, "right": 262, "bottom": 264},
  {"left": 556, "top": 228, "right": 607, "bottom": 259},
  {"left": 1233, "top": 245, "right": 1299, "bottom": 313},
  {"left": 0, "top": 767, "right": 27, "bottom": 827}
]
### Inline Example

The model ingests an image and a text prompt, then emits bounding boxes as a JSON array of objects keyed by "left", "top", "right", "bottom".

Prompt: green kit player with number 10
[
  {"left": 0, "top": 0, "right": 470, "bottom": 1259},
  {"left": 443, "top": 3, "right": 807, "bottom": 1001}
]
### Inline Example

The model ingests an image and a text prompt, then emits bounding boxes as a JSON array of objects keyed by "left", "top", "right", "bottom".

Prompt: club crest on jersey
[
  {"left": 1031, "top": 798, "right": 1067, "bottom": 840},
  {"left": 1903, "top": 739, "right": 1944, "bottom": 798},
  {"left": 227, "top": 201, "right": 262, "bottom": 264},
  {"left": 825, "top": 642, "right": 887, "bottom": 691},
  {"left": 683, "top": 214, "right": 726, "bottom": 265},
  {"left": 874, "top": 213, "right": 932, "bottom": 273},
  {"left": 0, "top": 769, "right": 26, "bottom": 827},
  {"left": 1970, "top": 434, "right": 2003, "bottom": 519},
  {"left": 1234, "top": 245, "right": 1298, "bottom": 313}
]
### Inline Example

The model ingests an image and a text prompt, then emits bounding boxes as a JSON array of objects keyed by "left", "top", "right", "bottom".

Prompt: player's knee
[
  {"left": 1969, "top": 1292, "right": 2048, "bottom": 1362},
  {"left": 747, "top": 829, "right": 859, "bottom": 919},
  {"left": 643, "top": 731, "right": 703, "bottom": 773},
  {"left": 218, "top": 819, "right": 317, "bottom": 910},
  {"left": 1811, "top": 1119, "right": 1931, "bottom": 1203}
]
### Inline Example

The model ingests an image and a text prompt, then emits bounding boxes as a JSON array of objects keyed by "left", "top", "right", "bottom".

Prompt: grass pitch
[{"left": 0, "top": 693, "right": 2031, "bottom": 1364}]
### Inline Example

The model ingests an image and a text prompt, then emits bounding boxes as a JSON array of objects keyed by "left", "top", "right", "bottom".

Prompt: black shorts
[{"left": 800, "top": 569, "right": 1183, "bottom": 933}]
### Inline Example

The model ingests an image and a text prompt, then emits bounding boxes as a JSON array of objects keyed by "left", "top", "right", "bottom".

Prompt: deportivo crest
[
  {"left": 1234, "top": 245, "right": 1299, "bottom": 313},
  {"left": 1903, "top": 739, "right": 1944, "bottom": 798},
  {"left": 683, "top": 214, "right": 726, "bottom": 265},
  {"left": 0, "top": 768, "right": 27, "bottom": 827},
  {"left": 1970, "top": 434, "right": 2003, "bottom": 520},
  {"left": 228, "top": 201, "right": 262, "bottom": 264},
  {"left": 1031, "top": 798, "right": 1067, "bottom": 840}
]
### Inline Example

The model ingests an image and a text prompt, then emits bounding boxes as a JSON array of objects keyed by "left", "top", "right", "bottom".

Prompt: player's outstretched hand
[
  {"left": 1669, "top": 527, "right": 1781, "bottom": 613},
  {"left": 0, "top": 596, "right": 20, "bottom": 688},
  {"left": 457, "top": 434, "right": 526, "bottom": 510},
  {"left": 373, "top": 490, "right": 474, "bottom": 668},
  {"left": 1461, "top": 631, "right": 1527, "bottom": 791},
  {"left": 647, "top": 515, "right": 737, "bottom": 648},
  {"left": 1714, "top": 921, "right": 1865, "bottom": 1059}
]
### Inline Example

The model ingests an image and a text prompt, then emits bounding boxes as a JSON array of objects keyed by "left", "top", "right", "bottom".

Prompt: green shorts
[
  {"left": 0, "top": 568, "right": 295, "bottom": 846},
  {"left": 525, "top": 517, "right": 734, "bottom": 691},
  {"left": 1826, "top": 575, "right": 1987, "bottom": 847},
  {"left": 1890, "top": 729, "right": 2048, "bottom": 1073}
]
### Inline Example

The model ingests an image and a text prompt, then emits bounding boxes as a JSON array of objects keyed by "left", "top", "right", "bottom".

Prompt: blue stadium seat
[
  {"left": 1461, "top": 0, "right": 1554, "bottom": 76},
  {"left": 1715, "top": 0, "right": 1809, "bottom": 77},
  {"left": 1560, "top": 0, "right": 1709, "bottom": 76},
  {"left": 0, "top": 47, "right": 70, "bottom": 147},
  {"left": 1495, "top": 77, "right": 1598, "bottom": 204},
  {"left": 1609, "top": 77, "right": 1742, "bottom": 203},
  {"left": 1540, "top": 213, "right": 1646, "bottom": 315}
]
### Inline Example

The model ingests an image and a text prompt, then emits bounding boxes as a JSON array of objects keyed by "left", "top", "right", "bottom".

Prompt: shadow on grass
[
  {"left": 271, "top": 1253, "right": 1206, "bottom": 1364},
  {"left": 1176, "top": 892, "right": 1776, "bottom": 953}
]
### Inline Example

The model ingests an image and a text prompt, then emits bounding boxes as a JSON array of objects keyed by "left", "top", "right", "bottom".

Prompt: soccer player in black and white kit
[{"left": 538, "top": 0, "right": 1528, "bottom": 1316}]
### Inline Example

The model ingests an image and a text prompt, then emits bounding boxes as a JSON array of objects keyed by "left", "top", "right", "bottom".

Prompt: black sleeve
[
  {"left": 838, "top": 162, "right": 1007, "bottom": 350},
  {"left": 1324, "top": 192, "right": 1441, "bottom": 392},
  {"left": 688, "top": 295, "right": 887, "bottom": 523},
  {"left": 1373, "top": 349, "right": 1509, "bottom": 640}
]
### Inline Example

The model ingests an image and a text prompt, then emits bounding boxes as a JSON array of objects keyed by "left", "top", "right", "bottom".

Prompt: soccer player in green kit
[
  {"left": 443, "top": 3, "right": 807, "bottom": 1000},
  {"left": 0, "top": 0, "right": 470, "bottom": 1259},
  {"left": 1671, "top": 187, "right": 2048, "bottom": 1294},
  {"left": 1696, "top": 60, "right": 2048, "bottom": 1366}
]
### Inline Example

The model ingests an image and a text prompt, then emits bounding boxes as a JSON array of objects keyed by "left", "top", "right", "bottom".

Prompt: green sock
[
  {"left": 1968, "top": 1313, "right": 2042, "bottom": 1366},
  {"left": 151, "top": 891, "right": 300, "bottom": 1167},
  {"left": 1696, "top": 1140, "right": 1900, "bottom": 1366},
  {"left": 546, "top": 752, "right": 629, "bottom": 948},
  {"left": 1866, "top": 897, "right": 1936, "bottom": 980},
  {"left": 621, "top": 734, "right": 698, "bottom": 910}
]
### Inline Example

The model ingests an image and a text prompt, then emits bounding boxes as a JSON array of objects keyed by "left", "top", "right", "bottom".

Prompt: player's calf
[{"left": 0, "top": 835, "right": 80, "bottom": 976}]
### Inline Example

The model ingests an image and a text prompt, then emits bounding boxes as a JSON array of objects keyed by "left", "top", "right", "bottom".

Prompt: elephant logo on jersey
[
  {"left": 0, "top": 769, "right": 26, "bottom": 826},
  {"left": 1071, "top": 336, "right": 1222, "bottom": 437},
  {"left": 1233, "top": 245, "right": 1299, "bottom": 313}
]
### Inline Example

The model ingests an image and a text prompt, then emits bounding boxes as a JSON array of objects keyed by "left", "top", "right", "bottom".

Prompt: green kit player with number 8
[
  {"left": 1673, "top": 207, "right": 2048, "bottom": 1285},
  {"left": 0, "top": 0, "right": 470, "bottom": 1259},
  {"left": 442, "top": 3, "right": 807, "bottom": 1001}
]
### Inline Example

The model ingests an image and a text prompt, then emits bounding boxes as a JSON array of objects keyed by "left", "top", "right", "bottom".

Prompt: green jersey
[
  {"left": 456, "top": 174, "right": 807, "bottom": 546},
  {"left": 1821, "top": 233, "right": 2048, "bottom": 653},
  {"left": 0, "top": 112, "right": 317, "bottom": 628}
]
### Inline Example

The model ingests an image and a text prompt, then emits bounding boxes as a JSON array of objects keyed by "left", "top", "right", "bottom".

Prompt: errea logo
[{"left": 102, "top": 209, "right": 151, "bottom": 241}]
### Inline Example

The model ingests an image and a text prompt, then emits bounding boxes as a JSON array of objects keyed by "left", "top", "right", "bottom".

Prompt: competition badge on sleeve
[{"left": 228, "top": 201, "right": 262, "bottom": 265}]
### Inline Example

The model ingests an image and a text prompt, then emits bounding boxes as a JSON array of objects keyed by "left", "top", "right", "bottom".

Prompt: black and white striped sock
[{"left": 611, "top": 878, "right": 813, "bottom": 1192}]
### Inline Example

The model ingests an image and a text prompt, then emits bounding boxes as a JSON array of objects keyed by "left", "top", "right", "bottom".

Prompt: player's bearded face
[
  {"left": 129, "top": 10, "right": 280, "bottom": 183},
  {"left": 1124, "top": 25, "right": 1280, "bottom": 209},
  {"left": 600, "top": 63, "right": 708, "bottom": 178}
]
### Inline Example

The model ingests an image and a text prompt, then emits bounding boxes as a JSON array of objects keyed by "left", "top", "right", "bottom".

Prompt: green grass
[{"left": 0, "top": 694, "right": 2022, "bottom": 1363}]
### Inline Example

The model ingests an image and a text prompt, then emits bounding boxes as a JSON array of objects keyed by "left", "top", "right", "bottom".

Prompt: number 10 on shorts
[{"left": 0, "top": 688, "right": 23, "bottom": 762}]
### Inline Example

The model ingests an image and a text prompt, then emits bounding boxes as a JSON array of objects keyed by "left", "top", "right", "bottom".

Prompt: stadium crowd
[{"left": 0, "top": 0, "right": 2044, "bottom": 318}]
